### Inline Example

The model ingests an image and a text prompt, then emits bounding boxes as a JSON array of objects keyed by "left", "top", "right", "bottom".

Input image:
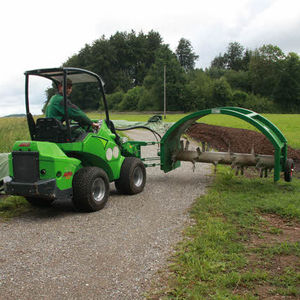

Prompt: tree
[
  {"left": 273, "top": 52, "right": 300, "bottom": 111},
  {"left": 224, "top": 70, "right": 251, "bottom": 93},
  {"left": 210, "top": 54, "right": 227, "bottom": 70},
  {"left": 183, "top": 69, "right": 213, "bottom": 111},
  {"left": 224, "top": 42, "right": 245, "bottom": 71},
  {"left": 143, "top": 45, "right": 186, "bottom": 110},
  {"left": 249, "top": 44, "right": 285, "bottom": 97},
  {"left": 176, "top": 38, "right": 199, "bottom": 72},
  {"left": 61, "top": 30, "right": 164, "bottom": 110},
  {"left": 210, "top": 42, "right": 249, "bottom": 71},
  {"left": 211, "top": 78, "right": 232, "bottom": 107}
]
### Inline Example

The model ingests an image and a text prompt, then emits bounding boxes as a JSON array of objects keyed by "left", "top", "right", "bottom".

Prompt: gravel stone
[{"left": 0, "top": 130, "right": 212, "bottom": 299}]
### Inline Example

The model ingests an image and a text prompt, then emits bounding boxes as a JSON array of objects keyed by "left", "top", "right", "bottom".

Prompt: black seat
[{"left": 35, "top": 118, "right": 68, "bottom": 143}]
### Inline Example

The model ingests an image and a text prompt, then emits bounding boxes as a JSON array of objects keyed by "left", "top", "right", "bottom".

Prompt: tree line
[{"left": 47, "top": 30, "right": 300, "bottom": 113}]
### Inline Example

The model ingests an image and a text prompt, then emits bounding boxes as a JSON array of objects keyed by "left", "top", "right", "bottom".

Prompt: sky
[{"left": 1, "top": 0, "right": 300, "bottom": 117}]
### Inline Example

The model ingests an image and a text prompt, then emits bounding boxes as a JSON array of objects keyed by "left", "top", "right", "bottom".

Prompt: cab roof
[{"left": 25, "top": 67, "right": 104, "bottom": 85}]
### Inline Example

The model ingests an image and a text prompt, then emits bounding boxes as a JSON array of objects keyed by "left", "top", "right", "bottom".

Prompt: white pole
[{"left": 164, "top": 65, "right": 166, "bottom": 119}]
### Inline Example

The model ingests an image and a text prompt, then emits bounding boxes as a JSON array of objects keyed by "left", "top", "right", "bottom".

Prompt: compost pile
[{"left": 187, "top": 123, "right": 300, "bottom": 162}]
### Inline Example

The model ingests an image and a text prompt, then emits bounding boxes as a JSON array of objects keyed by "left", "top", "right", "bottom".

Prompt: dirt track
[{"left": 0, "top": 130, "right": 212, "bottom": 300}]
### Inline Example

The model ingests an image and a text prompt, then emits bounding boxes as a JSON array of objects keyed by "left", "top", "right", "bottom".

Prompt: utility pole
[{"left": 164, "top": 65, "right": 166, "bottom": 119}]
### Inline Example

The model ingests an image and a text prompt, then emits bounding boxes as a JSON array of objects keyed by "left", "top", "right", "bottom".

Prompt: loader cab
[{"left": 24, "top": 67, "right": 111, "bottom": 143}]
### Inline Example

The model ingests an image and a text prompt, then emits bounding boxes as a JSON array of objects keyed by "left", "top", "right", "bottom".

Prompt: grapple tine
[
  {"left": 180, "top": 140, "right": 184, "bottom": 150},
  {"left": 264, "top": 168, "right": 268, "bottom": 178},
  {"left": 185, "top": 140, "right": 190, "bottom": 151},
  {"left": 235, "top": 168, "right": 239, "bottom": 176}
]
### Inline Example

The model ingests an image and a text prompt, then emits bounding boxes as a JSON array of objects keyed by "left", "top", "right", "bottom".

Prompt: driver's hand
[{"left": 92, "top": 122, "right": 100, "bottom": 130}]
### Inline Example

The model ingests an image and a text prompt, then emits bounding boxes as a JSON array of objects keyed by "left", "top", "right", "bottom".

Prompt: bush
[
  {"left": 105, "top": 91, "right": 125, "bottom": 110},
  {"left": 224, "top": 70, "right": 251, "bottom": 92},
  {"left": 211, "top": 77, "right": 232, "bottom": 107},
  {"left": 183, "top": 70, "right": 213, "bottom": 111},
  {"left": 228, "top": 90, "right": 249, "bottom": 107},
  {"left": 118, "top": 86, "right": 145, "bottom": 111},
  {"left": 244, "top": 93, "right": 277, "bottom": 113},
  {"left": 137, "top": 88, "right": 159, "bottom": 111}
]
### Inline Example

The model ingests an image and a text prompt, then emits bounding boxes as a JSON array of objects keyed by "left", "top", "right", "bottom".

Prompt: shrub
[
  {"left": 105, "top": 91, "right": 125, "bottom": 110},
  {"left": 228, "top": 90, "right": 249, "bottom": 107},
  {"left": 118, "top": 86, "right": 145, "bottom": 111},
  {"left": 244, "top": 93, "right": 277, "bottom": 113}
]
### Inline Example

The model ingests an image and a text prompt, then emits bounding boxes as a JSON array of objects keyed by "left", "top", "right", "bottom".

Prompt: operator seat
[{"left": 35, "top": 118, "right": 68, "bottom": 143}]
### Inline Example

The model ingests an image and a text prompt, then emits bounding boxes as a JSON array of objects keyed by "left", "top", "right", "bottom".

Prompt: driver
[{"left": 45, "top": 79, "right": 99, "bottom": 133}]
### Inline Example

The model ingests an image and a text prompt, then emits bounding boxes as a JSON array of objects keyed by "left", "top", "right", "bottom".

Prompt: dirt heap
[{"left": 186, "top": 123, "right": 300, "bottom": 161}]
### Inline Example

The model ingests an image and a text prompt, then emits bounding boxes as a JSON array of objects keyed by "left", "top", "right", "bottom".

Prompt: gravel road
[{"left": 0, "top": 130, "right": 212, "bottom": 300}]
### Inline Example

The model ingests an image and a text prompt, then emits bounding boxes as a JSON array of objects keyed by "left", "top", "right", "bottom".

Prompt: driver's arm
[{"left": 66, "top": 100, "right": 93, "bottom": 127}]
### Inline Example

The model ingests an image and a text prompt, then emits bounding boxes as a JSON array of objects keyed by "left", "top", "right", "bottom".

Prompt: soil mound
[{"left": 187, "top": 123, "right": 300, "bottom": 161}]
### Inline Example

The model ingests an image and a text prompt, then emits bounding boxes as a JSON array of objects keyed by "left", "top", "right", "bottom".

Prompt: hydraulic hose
[{"left": 115, "top": 125, "right": 162, "bottom": 142}]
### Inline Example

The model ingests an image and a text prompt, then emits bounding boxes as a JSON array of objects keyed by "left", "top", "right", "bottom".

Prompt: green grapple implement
[{"left": 4, "top": 68, "right": 294, "bottom": 212}]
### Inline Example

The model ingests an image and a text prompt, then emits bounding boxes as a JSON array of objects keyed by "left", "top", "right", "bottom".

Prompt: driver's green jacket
[{"left": 45, "top": 93, "right": 93, "bottom": 126}]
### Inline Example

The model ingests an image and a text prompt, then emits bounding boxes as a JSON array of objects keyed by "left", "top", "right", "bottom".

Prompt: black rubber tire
[
  {"left": 284, "top": 158, "right": 294, "bottom": 182},
  {"left": 72, "top": 167, "right": 109, "bottom": 212},
  {"left": 115, "top": 157, "right": 146, "bottom": 195},
  {"left": 25, "top": 197, "right": 54, "bottom": 207}
]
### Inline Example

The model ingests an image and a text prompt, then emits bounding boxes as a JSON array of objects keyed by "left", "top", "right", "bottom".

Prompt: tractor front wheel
[
  {"left": 115, "top": 157, "right": 146, "bottom": 195},
  {"left": 284, "top": 158, "right": 294, "bottom": 182},
  {"left": 72, "top": 167, "right": 109, "bottom": 212}
]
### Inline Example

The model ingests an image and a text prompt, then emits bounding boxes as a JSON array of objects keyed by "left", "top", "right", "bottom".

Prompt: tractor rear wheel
[
  {"left": 25, "top": 197, "right": 54, "bottom": 207},
  {"left": 72, "top": 167, "right": 109, "bottom": 212},
  {"left": 115, "top": 157, "right": 146, "bottom": 195},
  {"left": 284, "top": 158, "right": 294, "bottom": 182}
]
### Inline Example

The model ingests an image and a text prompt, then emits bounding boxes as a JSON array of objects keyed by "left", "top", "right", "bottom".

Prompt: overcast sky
[{"left": 1, "top": 0, "right": 300, "bottom": 117}]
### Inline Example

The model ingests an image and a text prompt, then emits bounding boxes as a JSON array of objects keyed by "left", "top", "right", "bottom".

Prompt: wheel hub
[
  {"left": 133, "top": 167, "right": 143, "bottom": 187},
  {"left": 92, "top": 178, "right": 106, "bottom": 202}
]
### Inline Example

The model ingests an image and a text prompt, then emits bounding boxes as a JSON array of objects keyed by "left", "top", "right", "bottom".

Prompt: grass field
[
  {"left": 2, "top": 112, "right": 300, "bottom": 152},
  {"left": 1, "top": 112, "right": 300, "bottom": 298}
]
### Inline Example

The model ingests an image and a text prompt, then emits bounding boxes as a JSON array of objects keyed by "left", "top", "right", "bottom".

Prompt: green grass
[
  {"left": 0, "top": 117, "right": 30, "bottom": 152},
  {"left": 2, "top": 112, "right": 300, "bottom": 152},
  {"left": 148, "top": 167, "right": 300, "bottom": 299},
  {"left": 0, "top": 196, "right": 31, "bottom": 220}
]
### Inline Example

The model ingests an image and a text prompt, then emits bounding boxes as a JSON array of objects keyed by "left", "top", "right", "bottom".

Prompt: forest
[{"left": 47, "top": 30, "right": 300, "bottom": 113}]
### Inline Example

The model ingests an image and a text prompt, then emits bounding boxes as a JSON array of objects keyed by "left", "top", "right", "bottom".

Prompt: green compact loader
[{"left": 4, "top": 68, "right": 147, "bottom": 212}]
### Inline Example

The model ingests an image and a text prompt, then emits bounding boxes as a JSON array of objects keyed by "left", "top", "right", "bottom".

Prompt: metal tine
[
  {"left": 180, "top": 140, "right": 184, "bottom": 150},
  {"left": 241, "top": 166, "right": 244, "bottom": 175},
  {"left": 234, "top": 166, "right": 244, "bottom": 176},
  {"left": 191, "top": 161, "right": 195, "bottom": 172},
  {"left": 214, "top": 162, "right": 218, "bottom": 173},
  {"left": 185, "top": 140, "right": 190, "bottom": 151},
  {"left": 201, "top": 141, "right": 206, "bottom": 152},
  {"left": 264, "top": 168, "right": 268, "bottom": 178},
  {"left": 235, "top": 167, "right": 239, "bottom": 176}
]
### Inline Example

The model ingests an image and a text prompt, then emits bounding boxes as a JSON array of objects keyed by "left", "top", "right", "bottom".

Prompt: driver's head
[{"left": 58, "top": 79, "right": 73, "bottom": 96}]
